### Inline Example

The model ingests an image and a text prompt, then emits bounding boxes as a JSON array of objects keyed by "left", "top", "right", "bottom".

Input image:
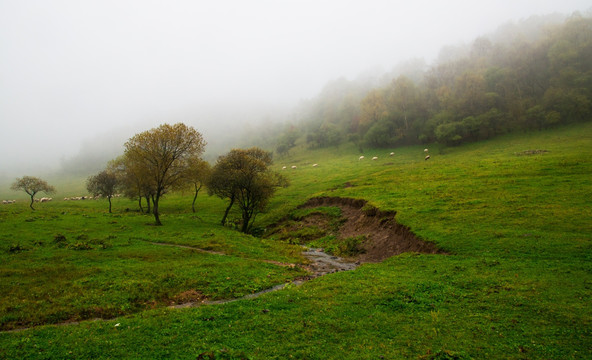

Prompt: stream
[{"left": 170, "top": 247, "right": 358, "bottom": 309}]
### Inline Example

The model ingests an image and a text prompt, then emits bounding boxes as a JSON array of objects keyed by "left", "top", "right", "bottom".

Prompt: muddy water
[{"left": 301, "top": 247, "right": 358, "bottom": 277}]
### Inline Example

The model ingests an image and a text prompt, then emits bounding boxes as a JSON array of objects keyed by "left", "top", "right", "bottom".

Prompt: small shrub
[
  {"left": 90, "top": 238, "right": 113, "bottom": 250},
  {"left": 7, "top": 243, "right": 26, "bottom": 253},
  {"left": 291, "top": 226, "right": 326, "bottom": 242},
  {"left": 75, "top": 234, "right": 89, "bottom": 241},
  {"left": 53, "top": 234, "right": 68, "bottom": 247},
  {"left": 249, "top": 226, "right": 266, "bottom": 237},
  {"left": 335, "top": 235, "right": 367, "bottom": 257},
  {"left": 68, "top": 242, "right": 93, "bottom": 250}
]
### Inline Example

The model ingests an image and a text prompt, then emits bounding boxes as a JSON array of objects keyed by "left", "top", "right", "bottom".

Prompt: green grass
[
  {"left": 1, "top": 123, "right": 592, "bottom": 359},
  {"left": 0, "top": 195, "right": 306, "bottom": 331}
]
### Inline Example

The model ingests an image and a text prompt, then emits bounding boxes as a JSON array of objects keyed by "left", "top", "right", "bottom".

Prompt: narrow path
[{"left": 149, "top": 241, "right": 226, "bottom": 256}]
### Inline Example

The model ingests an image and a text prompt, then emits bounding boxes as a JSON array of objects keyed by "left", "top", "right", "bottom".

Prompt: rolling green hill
[{"left": 1, "top": 123, "right": 591, "bottom": 359}]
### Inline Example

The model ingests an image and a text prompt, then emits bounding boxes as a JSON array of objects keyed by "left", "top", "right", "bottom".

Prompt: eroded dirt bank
[{"left": 272, "top": 196, "right": 445, "bottom": 263}]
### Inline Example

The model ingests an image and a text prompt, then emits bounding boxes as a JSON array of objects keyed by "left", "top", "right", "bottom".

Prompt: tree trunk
[
  {"left": 145, "top": 195, "right": 151, "bottom": 213},
  {"left": 221, "top": 194, "right": 235, "bottom": 226},
  {"left": 152, "top": 194, "right": 162, "bottom": 226},
  {"left": 192, "top": 183, "right": 202, "bottom": 213},
  {"left": 108, "top": 195, "right": 112, "bottom": 213},
  {"left": 29, "top": 194, "right": 35, "bottom": 210},
  {"left": 241, "top": 212, "right": 250, "bottom": 233}
]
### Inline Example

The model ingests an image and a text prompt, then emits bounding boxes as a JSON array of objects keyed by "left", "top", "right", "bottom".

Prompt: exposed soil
[{"left": 272, "top": 196, "right": 445, "bottom": 263}]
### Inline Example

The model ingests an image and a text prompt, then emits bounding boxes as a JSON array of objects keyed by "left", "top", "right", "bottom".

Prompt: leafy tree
[
  {"left": 10, "top": 176, "right": 56, "bottom": 210},
  {"left": 208, "top": 147, "right": 288, "bottom": 233},
  {"left": 109, "top": 155, "right": 154, "bottom": 213},
  {"left": 307, "top": 123, "right": 343, "bottom": 149},
  {"left": 182, "top": 157, "right": 211, "bottom": 213},
  {"left": 386, "top": 75, "right": 418, "bottom": 132},
  {"left": 363, "top": 120, "right": 395, "bottom": 147},
  {"left": 359, "top": 89, "right": 387, "bottom": 130},
  {"left": 435, "top": 121, "right": 463, "bottom": 146},
  {"left": 123, "top": 123, "right": 206, "bottom": 225},
  {"left": 86, "top": 170, "right": 119, "bottom": 213}
]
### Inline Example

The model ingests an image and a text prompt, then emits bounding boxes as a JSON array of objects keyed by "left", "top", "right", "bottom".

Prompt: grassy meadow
[{"left": 1, "top": 123, "right": 591, "bottom": 359}]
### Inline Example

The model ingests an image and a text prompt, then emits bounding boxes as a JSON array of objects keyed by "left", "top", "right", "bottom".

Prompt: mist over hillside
[{"left": 1, "top": 2, "right": 591, "bottom": 188}]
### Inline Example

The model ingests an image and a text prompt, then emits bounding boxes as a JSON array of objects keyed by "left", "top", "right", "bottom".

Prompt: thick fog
[{"left": 1, "top": 0, "right": 590, "bottom": 179}]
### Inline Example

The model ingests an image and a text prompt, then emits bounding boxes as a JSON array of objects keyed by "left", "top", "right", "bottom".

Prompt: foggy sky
[{"left": 1, "top": 0, "right": 590, "bottom": 178}]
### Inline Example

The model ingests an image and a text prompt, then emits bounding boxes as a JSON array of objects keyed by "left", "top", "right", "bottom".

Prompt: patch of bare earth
[{"left": 294, "top": 197, "right": 445, "bottom": 262}]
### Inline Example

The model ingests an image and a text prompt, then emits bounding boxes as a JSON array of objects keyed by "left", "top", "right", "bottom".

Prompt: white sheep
[
  {"left": 372, "top": 156, "right": 378, "bottom": 160},
  {"left": 359, "top": 156, "right": 365, "bottom": 160},
  {"left": 282, "top": 166, "right": 287, "bottom": 170},
  {"left": 312, "top": 164, "right": 318, "bottom": 167},
  {"left": 424, "top": 148, "right": 429, "bottom": 152},
  {"left": 291, "top": 165, "right": 297, "bottom": 169},
  {"left": 390, "top": 152, "right": 394, "bottom": 156},
  {"left": 425, "top": 155, "right": 430, "bottom": 160}
]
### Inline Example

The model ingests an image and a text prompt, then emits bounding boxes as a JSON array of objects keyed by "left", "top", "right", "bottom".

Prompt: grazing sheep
[
  {"left": 282, "top": 166, "right": 287, "bottom": 170},
  {"left": 291, "top": 165, "right": 297, "bottom": 169},
  {"left": 359, "top": 156, "right": 365, "bottom": 160},
  {"left": 372, "top": 156, "right": 378, "bottom": 160},
  {"left": 425, "top": 155, "right": 430, "bottom": 160},
  {"left": 390, "top": 152, "right": 394, "bottom": 156},
  {"left": 312, "top": 164, "right": 318, "bottom": 167},
  {"left": 424, "top": 148, "right": 429, "bottom": 152},
  {"left": 2, "top": 200, "right": 15, "bottom": 204}
]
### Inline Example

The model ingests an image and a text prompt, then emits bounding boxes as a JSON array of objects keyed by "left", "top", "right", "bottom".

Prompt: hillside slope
[{"left": 1, "top": 123, "right": 591, "bottom": 359}]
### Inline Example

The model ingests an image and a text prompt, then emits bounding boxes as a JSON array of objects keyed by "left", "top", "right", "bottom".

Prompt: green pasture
[
  {"left": 0, "top": 196, "right": 306, "bottom": 331},
  {"left": 1, "top": 123, "right": 591, "bottom": 359}
]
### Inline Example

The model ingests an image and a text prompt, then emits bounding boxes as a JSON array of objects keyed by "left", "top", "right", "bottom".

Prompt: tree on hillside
[
  {"left": 275, "top": 128, "right": 300, "bottom": 156},
  {"left": 386, "top": 75, "right": 418, "bottom": 133},
  {"left": 11, "top": 176, "right": 56, "bottom": 210},
  {"left": 110, "top": 155, "right": 154, "bottom": 213},
  {"left": 208, "top": 147, "right": 288, "bottom": 233},
  {"left": 359, "top": 89, "right": 387, "bottom": 130},
  {"left": 86, "top": 170, "right": 119, "bottom": 213},
  {"left": 123, "top": 123, "right": 206, "bottom": 225},
  {"left": 181, "top": 157, "right": 211, "bottom": 213}
]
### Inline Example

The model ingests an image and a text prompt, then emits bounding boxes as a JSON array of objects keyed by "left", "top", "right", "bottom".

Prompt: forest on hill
[{"left": 269, "top": 13, "right": 591, "bottom": 153}]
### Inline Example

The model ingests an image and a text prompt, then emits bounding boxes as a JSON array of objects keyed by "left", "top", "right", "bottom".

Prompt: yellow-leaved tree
[{"left": 123, "top": 123, "right": 206, "bottom": 225}]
